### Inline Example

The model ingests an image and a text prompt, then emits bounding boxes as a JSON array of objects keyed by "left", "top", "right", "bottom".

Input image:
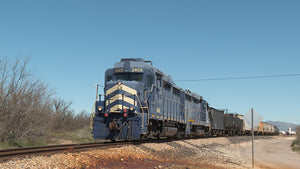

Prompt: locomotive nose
[{"left": 105, "top": 82, "right": 137, "bottom": 113}]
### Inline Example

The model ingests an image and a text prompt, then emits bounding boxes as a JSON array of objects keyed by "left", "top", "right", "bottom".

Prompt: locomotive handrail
[
  {"left": 144, "top": 90, "right": 152, "bottom": 125},
  {"left": 90, "top": 84, "right": 104, "bottom": 130},
  {"left": 134, "top": 93, "right": 146, "bottom": 129}
]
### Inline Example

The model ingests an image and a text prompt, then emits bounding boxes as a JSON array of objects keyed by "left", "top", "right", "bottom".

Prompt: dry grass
[{"left": 291, "top": 126, "right": 300, "bottom": 153}]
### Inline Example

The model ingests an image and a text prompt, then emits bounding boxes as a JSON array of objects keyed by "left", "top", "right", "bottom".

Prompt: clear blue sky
[{"left": 1, "top": 1, "right": 299, "bottom": 124}]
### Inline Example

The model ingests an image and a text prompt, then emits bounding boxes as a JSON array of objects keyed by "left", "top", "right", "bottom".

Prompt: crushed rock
[{"left": 0, "top": 136, "right": 279, "bottom": 169}]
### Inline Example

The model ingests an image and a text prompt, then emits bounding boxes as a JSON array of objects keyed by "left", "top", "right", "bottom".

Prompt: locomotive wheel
[
  {"left": 150, "top": 131, "right": 156, "bottom": 139},
  {"left": 140, "top": 134, "right": 149, "bottom": 140}
]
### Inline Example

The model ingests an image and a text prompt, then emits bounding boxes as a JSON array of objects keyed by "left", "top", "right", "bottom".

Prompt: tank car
[{"left": 91, "top": 58, "right": 210, "bottom": 141}]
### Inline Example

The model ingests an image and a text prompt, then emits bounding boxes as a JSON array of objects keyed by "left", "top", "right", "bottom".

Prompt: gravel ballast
[{"left": 0, "top": 136, "right": 294, "bottom": 169}]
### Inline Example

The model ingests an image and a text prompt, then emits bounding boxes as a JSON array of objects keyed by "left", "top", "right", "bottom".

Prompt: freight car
[
  {"left": 91, "top": 58, "right": 278, "bottom": 141},
  {"left": 223, "top": 114, "right": 243, "bottom": 136},
  {"left": 208, "top": 107, "right": 225, "bottom": 136},
  {"left": 256, "top": 122, "right": 278, "bottom": 135},
  {"left": 208, "top": 108, "right": 279, "bottom": 137},
  {"left": 208, "top": 108, "right": 246, "bottom": 136}
]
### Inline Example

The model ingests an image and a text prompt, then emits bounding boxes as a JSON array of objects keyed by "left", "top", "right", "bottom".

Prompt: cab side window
[
  {"left": 146, "top": 75, "right": 154, "bottom": 87},
  {"left": 157, "top": 78, "right": 161, "bottom": 87},
  {"left": 106, "top": 75, "right": 113, "bottom": 82},
  {"left": 201, "top": 102, "right": 207, "bottom": 111}
]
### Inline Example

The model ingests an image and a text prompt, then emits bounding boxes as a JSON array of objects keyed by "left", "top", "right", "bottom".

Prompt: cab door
[
  {"left": 155, "top": 73, "right": 163, "bottom": 118},
  {"left": 144, "top": 71, "right": 154, "bottom": 111}
]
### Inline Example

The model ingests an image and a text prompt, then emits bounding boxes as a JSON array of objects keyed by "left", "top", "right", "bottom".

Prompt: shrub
[
  {"left": 291, "top": 126, "right": 300, "bottom": 153},
  {"left": 0, "top": 57, "right": 52, "bottom": 142},
  {"left": 0, "top": 57, "right": 91, "bottom": 146}
]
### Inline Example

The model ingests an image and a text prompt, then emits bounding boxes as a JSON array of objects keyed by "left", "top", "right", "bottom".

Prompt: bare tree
[
  {"left": 0, "top": 57, "right": 90, "bottom": 145},
  {"left": 50, "top": 98, "right": 74, "bottom": 131},
  {"left": 0, "top": 57, "right": 52, "bottom": 142},
  {"left": 49, "top": 99, "right": 90, "bottom": 132}
]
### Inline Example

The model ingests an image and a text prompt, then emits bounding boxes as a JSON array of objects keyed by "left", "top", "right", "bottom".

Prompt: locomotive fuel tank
[{"left": 159, "top": 127, "right": 178, "bottom": 137}]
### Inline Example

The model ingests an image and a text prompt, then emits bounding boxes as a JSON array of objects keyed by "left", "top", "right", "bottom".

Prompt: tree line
[{"left": 0, "top": 57, "right": 90, "bottom": 143}]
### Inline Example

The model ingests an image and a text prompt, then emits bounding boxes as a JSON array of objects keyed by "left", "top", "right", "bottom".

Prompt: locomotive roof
[
  {"left": 114, "top": 58, "right": 172, "bottom": 81},
  {"left": 114, "top": 58, "right": 204, "bottom": 100},
  {"left": 115, "top": 58, "right": 156, "bottom": 71}
]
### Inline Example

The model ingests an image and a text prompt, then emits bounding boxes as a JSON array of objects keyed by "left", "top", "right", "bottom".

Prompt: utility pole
[
  {"left": 252, "top": 108, "right": 254, "bottom": 168},
  {"left": 245, "top": 108, "right": 262, "bottom": 168}
]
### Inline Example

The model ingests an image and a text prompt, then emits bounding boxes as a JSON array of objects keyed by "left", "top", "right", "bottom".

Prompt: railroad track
[
  {"left": 0, "top": 141, "right": 135, "bottom": 162},
  {"left": 0, "top": 138, "right": 176, "bottom": 162},
  {"left": 0, "top": 136, "right": 245, "bottom": 162}
]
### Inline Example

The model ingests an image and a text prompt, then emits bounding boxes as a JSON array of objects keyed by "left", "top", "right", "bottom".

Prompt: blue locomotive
[{"left": 92, "top": 58, "right": 210, "bottom": 140}]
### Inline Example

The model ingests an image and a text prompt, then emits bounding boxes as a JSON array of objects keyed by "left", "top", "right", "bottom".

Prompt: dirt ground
[
  {"left": 254, "top": 136, "right": 300, "bottom": 169},
  {"left": 0, "top": 136, "right": 299, "bottom": 169}
]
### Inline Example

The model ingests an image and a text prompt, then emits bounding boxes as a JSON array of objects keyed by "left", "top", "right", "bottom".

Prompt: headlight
[
  {"left": 129, "top": 107, "right": 134, "bottom": 111},
  {"left": 98, "top": 106, "right": 103, "bottom": 112}
]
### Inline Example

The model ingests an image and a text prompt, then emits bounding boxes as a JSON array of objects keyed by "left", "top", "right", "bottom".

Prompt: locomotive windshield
[{"left": 115, "top": 73, "right": 143, "bottom": 82}]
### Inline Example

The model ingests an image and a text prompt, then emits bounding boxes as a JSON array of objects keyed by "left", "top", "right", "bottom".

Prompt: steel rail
[
  {"left": 0, "top": 141, "right": 134, "bottom": 161},
  {"left": 0, "top": 135, "right": 267, "bottom": 162}
]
